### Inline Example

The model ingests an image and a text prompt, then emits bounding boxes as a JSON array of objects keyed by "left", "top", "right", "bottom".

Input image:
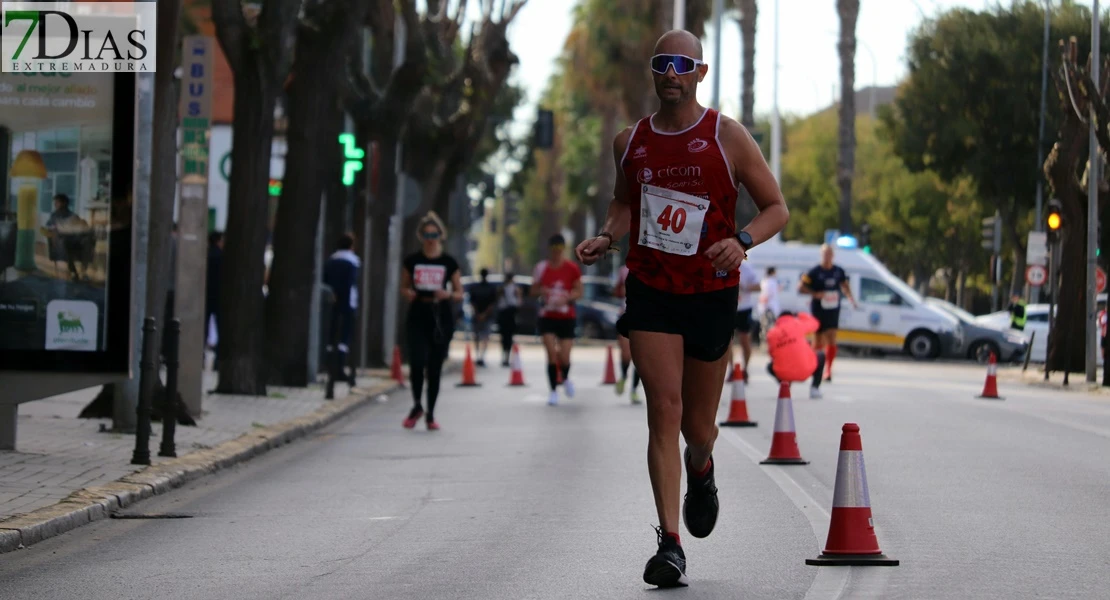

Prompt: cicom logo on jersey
[{"left": 1, "top": 2, "right": 157, "bottom": 73}]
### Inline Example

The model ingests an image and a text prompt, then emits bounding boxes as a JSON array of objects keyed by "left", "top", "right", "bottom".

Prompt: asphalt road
[{"left": 2, "top": 346, "right": 1109, "bottom": 600}]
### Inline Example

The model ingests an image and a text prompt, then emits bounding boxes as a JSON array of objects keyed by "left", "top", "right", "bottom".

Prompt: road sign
[
  {"left": 1026, "top": 264, "right": 1047, "bottom": 287},
  {"left": 1026, "top": 231, "right": 1048, "bottom": 267},
  {"left": 1097, "top": 267, "right": 1107, "bottom": 294}
]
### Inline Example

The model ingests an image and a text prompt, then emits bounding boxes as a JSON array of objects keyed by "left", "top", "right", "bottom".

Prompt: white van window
[{"left": 860, "top": 278, "right": 905, "bottom": 306}]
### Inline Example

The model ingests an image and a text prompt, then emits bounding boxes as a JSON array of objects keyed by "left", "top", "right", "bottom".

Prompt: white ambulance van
[{"left": 745, "top": 241, "right": 962, "bottom": 360}]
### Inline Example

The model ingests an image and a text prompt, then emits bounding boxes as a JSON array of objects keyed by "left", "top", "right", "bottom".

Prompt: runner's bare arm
[
  {"left": 576, "top": 127, "right": 634, "bottom": 264},
  {"left": 719, "top": 116, "right": 789, "bottom": 246},
  {"left": 450, "top": 271, "right": 464, "bottom": 303},
  {"left": 840, "top": 279, "right": 857, "bottom": 307},
  {"left": 568, "top": 278, "right": 584, "bottom": 301},
  {"left": 400, "top": 269, "right": 417, "bottom": 302}
]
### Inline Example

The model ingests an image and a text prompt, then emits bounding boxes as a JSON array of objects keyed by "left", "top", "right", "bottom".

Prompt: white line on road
[{"left": 717, "top": 429, "right": 850, "bottom": 600}]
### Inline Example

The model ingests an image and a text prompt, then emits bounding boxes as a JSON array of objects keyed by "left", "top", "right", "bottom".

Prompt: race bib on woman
[
  {"left": 821, "top": 294, "right": 840, "bottom": 310},
  {"left": 413, "top": 264, "right": 446, "bottom": 291},
  {"left": 638, "top": 184, "right": 708, "bottom": 257}
]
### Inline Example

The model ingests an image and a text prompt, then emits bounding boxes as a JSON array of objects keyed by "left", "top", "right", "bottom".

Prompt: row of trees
[
  {"left": 881, "top": 1, "right": 1110, "bottom": 372},
  {"left": 206, "top": 0, "right": 529, "bottom": 393}
]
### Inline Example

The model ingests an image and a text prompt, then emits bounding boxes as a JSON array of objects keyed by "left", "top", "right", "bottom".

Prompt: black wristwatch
[{"left": 735, "top": 230, "right": 753, "bottom": 251}]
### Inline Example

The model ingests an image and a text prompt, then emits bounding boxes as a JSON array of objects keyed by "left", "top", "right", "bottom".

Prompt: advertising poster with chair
[{"left": 0, "top": 71, "right": 136, "bottom": 448}]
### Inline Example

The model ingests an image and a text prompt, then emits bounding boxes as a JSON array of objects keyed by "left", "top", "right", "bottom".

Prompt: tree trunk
[
  {"left": 361, "top": 140, "right": 397, "bottom": 367},
  {"left": 142, "top": 0, "right": 183, "bottom": 369},
  {"left": 216, "top": 61, "right": 277, "bottom": 396},
  {"left": 835, "top": 0, "right": 859, "bottom": 235},
  {"left": 264, "top": 27, "right": 345, "bottom": 386},
  {"left": 738, "top": 0, "right": 758, "bottom": 128},
  {"left": 1049, "top": 191, "right": 1088, "bottom": 373}
]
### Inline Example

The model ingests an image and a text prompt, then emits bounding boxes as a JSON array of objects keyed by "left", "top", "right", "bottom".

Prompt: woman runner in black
[{"left": 400, "top": 212, "right": 463, "bottom": 430}]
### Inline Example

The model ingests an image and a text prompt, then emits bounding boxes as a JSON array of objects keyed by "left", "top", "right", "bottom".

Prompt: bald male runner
[{"left": 577, "top": 30, "right": 788, "bottom": 588}]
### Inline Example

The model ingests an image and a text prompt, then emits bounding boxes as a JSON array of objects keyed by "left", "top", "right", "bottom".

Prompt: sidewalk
[
  {"left": 997, "top": 365, "right": 1110, "bottom": 396},
  {"left": 0, "top": 370, "right": 388, "bottom": 523}
]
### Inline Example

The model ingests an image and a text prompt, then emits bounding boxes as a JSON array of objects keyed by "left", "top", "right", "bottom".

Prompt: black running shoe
[
  {"left": 682, "top": 447, "right": 719, "bottom": 539},
  {"left": 643, "top": 526, "right": 688, "bottom": 588}
]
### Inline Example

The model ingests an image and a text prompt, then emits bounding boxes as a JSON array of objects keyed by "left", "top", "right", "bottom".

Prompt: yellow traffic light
[{"left": 1047, "top": 212, "right": 1061, "bottom": 231}]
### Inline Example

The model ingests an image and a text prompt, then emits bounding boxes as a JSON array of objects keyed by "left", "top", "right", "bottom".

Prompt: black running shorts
[
  {"left": 538, "top": 317, "right": 576, "bottom": 340},
  {"left": 617, "top": 274, "right": 738, "bottom": 362},
  {"left": 812, "top": 307, "right": 841, "bottom": 333}
]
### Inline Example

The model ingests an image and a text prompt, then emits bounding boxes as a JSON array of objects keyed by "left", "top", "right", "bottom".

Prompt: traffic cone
[
  {"left": 456, "top": 344, "right": 482, "bottom": 387},
  {"left": 760, "top": 382, "right": 808, "bottom": 465},
  {"left": 507, "top": 344, "right": 527, "bottom": 387},
  {"left": 806, "top": 423, "right": 900, "bottom": 566},
  {"left": 390, "top": 346, "right": 405, "bottom": 387},
  {"left": 720, "top": 363, "right": 757, "bottom": 427},
  {"left": 977, "top": 352, "right": 1002, "bottom": 400},
  {"left": 601, "top": 345, "right": 617, "bottom": 385}
]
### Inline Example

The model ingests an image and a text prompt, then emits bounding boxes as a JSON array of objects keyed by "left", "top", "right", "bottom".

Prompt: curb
[{"left": 0, "top": 378, "right": 404, "bottom": 554}]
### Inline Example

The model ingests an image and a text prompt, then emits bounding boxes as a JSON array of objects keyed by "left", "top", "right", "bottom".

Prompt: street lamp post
[
  {"left": 674, "top": 0, "right": 685, "bottom": 29},
  {"left": 1033, "top": 1, "right": 1051, "bottom": 303},
  {"left": 710, "top": 0, "right": 724, "bottom": 109},
  {"left": 1087, "top": 0, "right": 1100, "bottom": 382}
]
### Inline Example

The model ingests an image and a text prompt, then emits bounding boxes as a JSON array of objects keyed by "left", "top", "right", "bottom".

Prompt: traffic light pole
[{"left": 1087, "top": 1, "right": 1101, "bottom": 383}]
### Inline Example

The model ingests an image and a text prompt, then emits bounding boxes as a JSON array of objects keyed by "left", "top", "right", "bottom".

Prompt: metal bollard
[
  {"left": 159, "top": 318, "right": 181, "bottom": 458},
  {"left": 131, "top": 317, "right": 157, "bottom": 465},
  {"left": 325, "top": 344, "right": 336, "bottom": 400}
]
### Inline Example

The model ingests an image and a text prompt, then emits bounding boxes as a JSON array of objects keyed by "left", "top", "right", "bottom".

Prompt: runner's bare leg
[
  {"left": 631, "top": 331, "right": 686, "bottom": 534},
  {"left": 681, "top": 354, "right": 730, "bottom": 471}
]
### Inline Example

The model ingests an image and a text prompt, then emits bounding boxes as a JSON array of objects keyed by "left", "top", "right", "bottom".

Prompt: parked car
[
  {"left": 925, "top": 298, "right": 1028, "bottom": 364},
  {"left": 974, "top": 303, "right": 1104, "bottom": 366}
]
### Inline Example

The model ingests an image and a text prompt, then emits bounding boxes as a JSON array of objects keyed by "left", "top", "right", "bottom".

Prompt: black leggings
[
  {"left": 407, "top": 307, "right": 452, "bottom": 419},
  {"left": 498, "top": 307, "right": 518, "bottom": 355}
]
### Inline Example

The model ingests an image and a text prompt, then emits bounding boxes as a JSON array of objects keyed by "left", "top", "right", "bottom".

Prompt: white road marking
[{"left": 718, "top": 429, "right": 851, "bottom": 600}]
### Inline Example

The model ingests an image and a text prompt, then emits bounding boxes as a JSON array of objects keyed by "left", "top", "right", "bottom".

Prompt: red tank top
[{"left": 620, "top": 108, "right": 739, "bottom": 294}]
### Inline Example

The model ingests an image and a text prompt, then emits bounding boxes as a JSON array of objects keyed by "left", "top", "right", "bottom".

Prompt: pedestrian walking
[
  {"left": 468, "top": 268, "right": 498, "bottom": 367},
  {"left": 323, "top": 233, "right": 361, "bottom": 386},
  {"left": 400, "top": 212, "right": 462, "bottom": 431},
  {"left": 496, "top": 272, "right": 523, "bottom": 367}
]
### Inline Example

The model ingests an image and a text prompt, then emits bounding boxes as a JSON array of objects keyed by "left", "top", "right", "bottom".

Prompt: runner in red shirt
[
  {"left": 532, "top": 234, "right": 583, "bottom": 406},
  {"left": 576, "top": 30, "right": 789, "bottom": 588}
]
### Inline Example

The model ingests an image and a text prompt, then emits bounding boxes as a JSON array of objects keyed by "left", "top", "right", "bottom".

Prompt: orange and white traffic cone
[
  {"left": 760, "top": 382, "right": 808, "bottom": 465},
  {"left": 976, "top": 352, "right": 1002, "bottom": 399},
  {"left": 507, "top": 344, "right": 526, "bottom": 387},
  {"left": 601, "top": 345, "right": 617, "bottom": 385},
  {"left": 806, "top": 423, "right": 900, "bottom": 566},
  {"left": 390, "top": 345, "right": 406, "bottom": 387},
  {"left": 456, "top": 345, "right": 482, "bottom": 387},
  {"left": 719, "top": 363, "right": 757, "bottom": 427}
]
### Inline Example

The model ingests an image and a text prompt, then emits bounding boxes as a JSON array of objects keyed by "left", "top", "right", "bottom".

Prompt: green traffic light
[
  {"left": 338, "top": 133, "right": 365, "bottom": 186},
  {"left": 863, "top": 245, "right": 872, "bottom": 254},
  {"left": 268, "top": 180, "right": 282, "bottom": 196}
]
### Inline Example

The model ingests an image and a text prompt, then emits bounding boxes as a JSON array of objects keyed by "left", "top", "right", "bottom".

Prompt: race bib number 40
[
  {"left": 638, "top": 184, "right": 708, "bottom": 256},
  {"left": 413, "top": 264, "right": 447, "bottom": 291},
  {"left": 820, "top": 294, "right": 841, "bottom": 310}
]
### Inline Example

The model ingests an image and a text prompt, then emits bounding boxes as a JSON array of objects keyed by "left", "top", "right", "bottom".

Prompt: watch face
[{"left": 738, "top": 232, "right": 753, "bottom": 247}]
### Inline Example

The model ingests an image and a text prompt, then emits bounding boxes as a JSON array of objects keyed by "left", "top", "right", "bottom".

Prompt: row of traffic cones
[
  {"left": 390, "top": 343, "right": 531, "bottom": 388},
  {"left": 723, "top": 372, "right": 897, "bottom": 566}
]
